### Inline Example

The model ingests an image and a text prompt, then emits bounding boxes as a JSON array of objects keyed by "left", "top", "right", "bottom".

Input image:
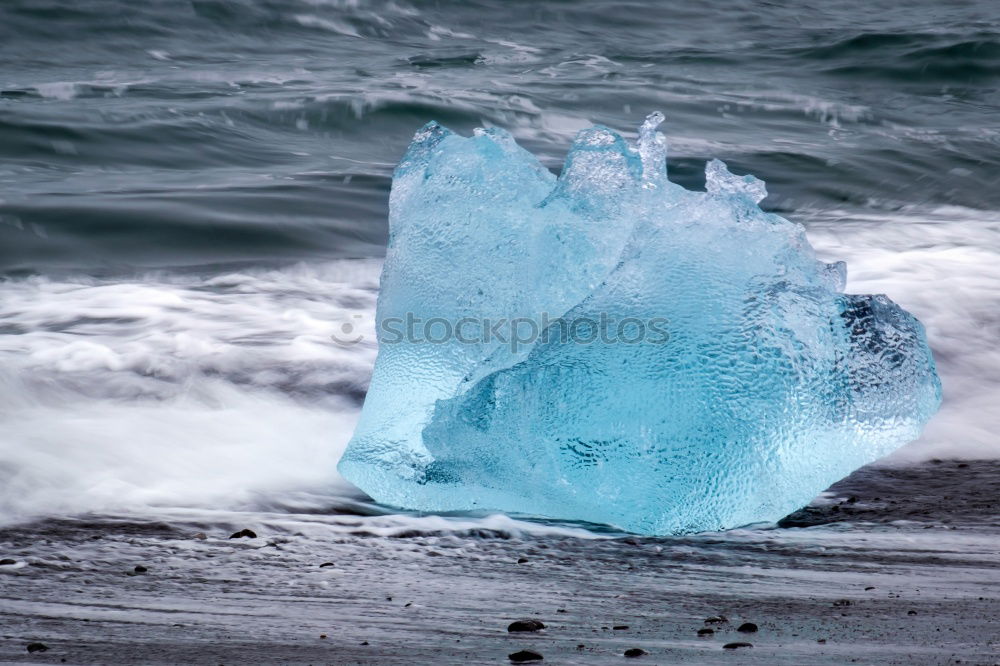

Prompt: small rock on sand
[
  {"left": 737, "top": 622, "right": 757, "bottom": 633},
  {"left": 723, "top": 642, "right": 753, "bottom": 649},
  {"left": 0, "top": 558, "right": 16, "bottom": 566},
  {"left": 697, "top": 628, "right": 714, "bottom": 636},
  {"left": 508, "top": 649, "right": 543, "bottom": 662},
  {"left": 508, "top": 619, "right": 546, "bottom": 632},
  {"left": 229, "top": 528, "right": 257, "bottom": 539},
  {"left": 26, "top": 643, "right": 49, "bottom": 654},
  {"left": 624, "top": 648, "right": 648, "bottom": 657},
  {"left": 134, "top": 565, "right": 148, "bottom": 574}
]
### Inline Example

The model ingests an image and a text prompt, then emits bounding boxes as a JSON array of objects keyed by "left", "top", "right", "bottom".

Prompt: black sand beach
[{"left": 2, "top": 459, "right": 997, "bottom": 665}]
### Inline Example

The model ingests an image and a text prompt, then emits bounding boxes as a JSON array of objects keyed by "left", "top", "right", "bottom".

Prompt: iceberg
[{"left": 337, "top": 113, "right": 941, "bottom": 535}]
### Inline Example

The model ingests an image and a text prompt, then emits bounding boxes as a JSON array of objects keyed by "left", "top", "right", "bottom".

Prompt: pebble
[
  {"left": 229, "top": 528, "right": 257, "bottom": 539},
  {"left": 613, "top": 625, "right": 629, "bottom": 630},
  {"left": 134, "top": 565, "right": 148, "bottom": 574},
  {"left": 319, "top": 562, "right": 335, "bottom": 568},
  {"left": 697, "top": 628, "right": 714, "bottom": 636},
  {"left": 508, "top": 619, "right": 546, "bottom": 632},
  {"left": 624, "top": 648, "right": 648, "bottom": 657},
  {"left": 0, "top": 558, "right": 16, "bottom": 566},
  {"left": 723, "top": 642, "right": 753, "bottom": 649},
  {"left": 26, "top": 643, "right": 49, "bottom": 654},
  {"left": 737, "top": 622, "right": 757, "bottom": 633},
  {"left": 508, "top": 649, "right": 543, "bottom": 662}
]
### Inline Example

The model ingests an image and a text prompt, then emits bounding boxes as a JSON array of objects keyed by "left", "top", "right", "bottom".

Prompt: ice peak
[
  {"left": 638, "top": 111, "right": 667, "bottom": 188},
  {"left": 552, "top": 126, "right": 642, "bottom": 203},
  {"left": 705, "top": 158, "right": 767, "bottom": 203}
]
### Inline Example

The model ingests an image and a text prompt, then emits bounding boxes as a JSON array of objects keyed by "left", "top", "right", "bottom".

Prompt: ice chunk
[{"left": 338, "top": 113, "right": 941, "bottom": 535}]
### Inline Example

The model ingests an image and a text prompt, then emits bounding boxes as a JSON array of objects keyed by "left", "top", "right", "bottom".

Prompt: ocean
[{"left": 1, "top": 3, "right": 999, "bottom": 661}]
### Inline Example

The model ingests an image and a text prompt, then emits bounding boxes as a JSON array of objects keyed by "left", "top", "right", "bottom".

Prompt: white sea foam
[
  {"left": 33, "top": 81, "right": 79, "bottom": 100},
  {"left": 0, "top": 260, "right": 380, "bottom": 526},
  {"left": 293, "top": 13, "right": 362, "bottom": 37}
]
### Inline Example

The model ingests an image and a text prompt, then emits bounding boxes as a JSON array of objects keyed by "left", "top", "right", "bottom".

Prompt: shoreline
[{"left": 1, "top": 459, "right": 996, "bottom": 665}]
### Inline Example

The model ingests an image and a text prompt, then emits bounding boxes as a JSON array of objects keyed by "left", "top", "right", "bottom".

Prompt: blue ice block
[{"left": 338, "top": 113, "right": 941, "bottom": 535}]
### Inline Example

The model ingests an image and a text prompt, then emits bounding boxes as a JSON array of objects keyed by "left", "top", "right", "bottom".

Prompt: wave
[
  {"left": 0, "top": 261, "right": 380, "bottom": 526},
  {"left": 0, "top": 175, "right": 390, "bottom": 273},
  {"left": 1, "top": 203, "right": 998, "bottom": 528}
]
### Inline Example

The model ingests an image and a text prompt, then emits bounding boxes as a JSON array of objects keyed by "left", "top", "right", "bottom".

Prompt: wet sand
[{"left": 1, "top": 459, "right": 998, "bottom": 665}]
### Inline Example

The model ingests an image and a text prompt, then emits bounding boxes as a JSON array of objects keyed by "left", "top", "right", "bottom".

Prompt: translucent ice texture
[{"left": 338, "top": 114, "right": 941, "bottom": 535}]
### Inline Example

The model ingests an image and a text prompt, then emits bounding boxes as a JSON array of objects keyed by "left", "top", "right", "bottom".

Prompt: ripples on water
[{"left": 0, "top": 0, "right": 997, "bottom": 528}]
